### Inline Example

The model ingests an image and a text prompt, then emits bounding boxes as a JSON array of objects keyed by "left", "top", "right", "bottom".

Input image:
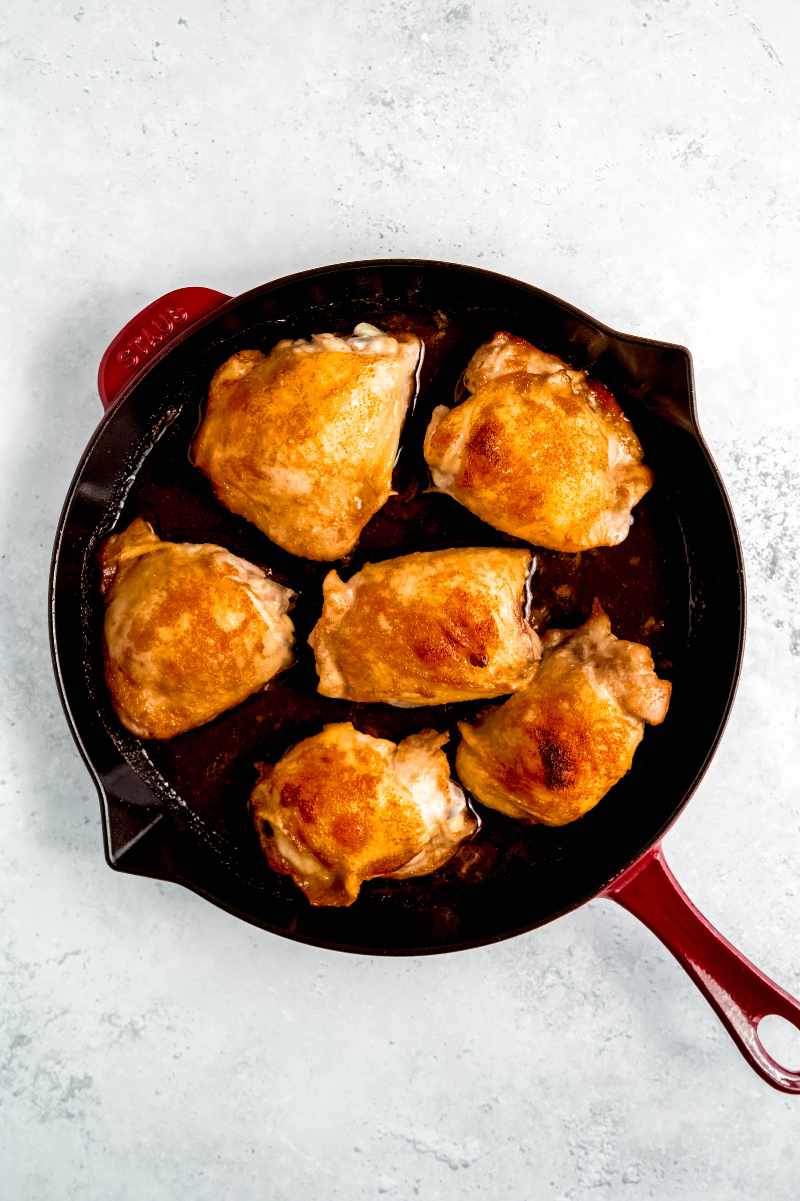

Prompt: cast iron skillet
[{"left": 49, "top": 260, "right": 800, "bottom": 1091}]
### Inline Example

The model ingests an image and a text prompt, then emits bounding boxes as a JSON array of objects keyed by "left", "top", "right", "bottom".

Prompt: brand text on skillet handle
[{"left": 97, "top": 286, "right": 230, "bottom": 409}]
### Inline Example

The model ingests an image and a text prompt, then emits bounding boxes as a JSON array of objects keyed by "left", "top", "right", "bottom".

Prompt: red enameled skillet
[{"left": 49, "top": 260, "right": 800, "bottom": 1091}]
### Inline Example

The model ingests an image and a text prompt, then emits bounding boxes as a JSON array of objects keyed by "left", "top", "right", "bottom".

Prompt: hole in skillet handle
[
  {"left": 757, "top": 1016, "right": 800, "bottom": 1073},
  {"left": 604, "top": 844, "right": 800, "bottom": 1094},
  {"left": 97, "top": 287, "right": 231, "bottom": 410}
]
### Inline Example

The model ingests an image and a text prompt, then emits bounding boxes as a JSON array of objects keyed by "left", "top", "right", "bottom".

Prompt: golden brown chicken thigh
[
  {"left": 456, "top": 604, "right": 671, "bottom": 825},
  {"left": 250, "top": 723, "right": 476, "bottom": 906},
  {"left": 309, "top": 547, "right": 540, "bottom": 706},
  {"left": 193, "top": 323, "right": 421, "bottom": 560},
  {"left": 99, "top": 519, "right": 295, "bottom": 739},
  {"left": 424, "top": 332, "right": 653, "bottom": 552}
]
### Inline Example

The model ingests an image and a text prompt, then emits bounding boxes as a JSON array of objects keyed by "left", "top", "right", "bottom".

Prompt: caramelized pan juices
[{"left": 96, "top": 300, "right": 683, "bottom": 908}]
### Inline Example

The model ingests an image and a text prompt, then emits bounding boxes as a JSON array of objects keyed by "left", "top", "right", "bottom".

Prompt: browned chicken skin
[
  {"left": 424, "top": 332, "right": 653, "bottom": 552},
  {"left": 193, "top": 323, "right": 421, "bottom": 560},
  {"left": 309, "top": 548, "right": 540, "bottom": 706},
  {"left": 456, "top": 604, "right": 671, "bottom": 825},
  {"left": 99, "top": 519, "right": 294, "bottom": 740},
  {"left": 250, "top": 723, "right": 476, "bottom": 906}
]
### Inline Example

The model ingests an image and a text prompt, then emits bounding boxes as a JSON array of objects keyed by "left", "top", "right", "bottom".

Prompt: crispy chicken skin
[
  {"left": 250, "top": 723, "right": 476, "bottom": 906},
  {"left": 192, "top": 323, "right": 421, "bottom": 561},
  {"left": 99, "top": 519, "right": 295, "bottom": 740},
  {"left": 309, "top": 548, "right": 540, "bottom": 706},
  {"left": 424, "top": 332, "right": 653, "bottom": 552},
  {"left": 456, "top": 604, "right": 671, "bottom": 825}
]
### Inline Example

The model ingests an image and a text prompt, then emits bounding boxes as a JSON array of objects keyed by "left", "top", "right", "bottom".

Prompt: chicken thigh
[
  {"left": 193, "top": 323, "right": 421, "bottom": 560},
  {"left": 456, "top": 604, "right": 671, "bottom": 825},
  {"left": 309, "top": 547, "right": 540, "bottom": 706},
  {"left": 99, "top": 518, "right": 295, "bottom": 739},
  {"left": 250, "top": 723, "right": 476, "bottom": 906},
  {"left": 424, "top": 332, "right": 653, "bottom": 552}
]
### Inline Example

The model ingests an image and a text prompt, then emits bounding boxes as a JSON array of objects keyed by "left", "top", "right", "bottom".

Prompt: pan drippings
[{"left": 104, "top": 303, "right": 687, "bottom": 898}]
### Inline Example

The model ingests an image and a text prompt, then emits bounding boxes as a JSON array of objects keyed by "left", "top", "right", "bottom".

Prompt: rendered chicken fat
[
  {"left": 99, "top": 519, "right": 295, "bottom": 740},
  {"left": 309, "top": 547, "right": 541, "bottom": 706},
  {"left": 250, "top": 723, "right": 477, "bottom": 906},
  {"left": 193, "top": 322, "right": 421, "bottom": 560},
  {"left": 424, "top": 332, "right": 653, "bottom": 552},
  {"left": 456, "top": 603, "right": 671, "bottom": 825}
]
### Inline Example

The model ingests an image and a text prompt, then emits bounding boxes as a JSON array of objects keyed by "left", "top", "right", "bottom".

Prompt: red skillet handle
[
  {"left": 97, "top": 287, "right": 231, "bottom": 409},
  {"left": 604, "top": 844, "right": 800, "bottom": 1092}
]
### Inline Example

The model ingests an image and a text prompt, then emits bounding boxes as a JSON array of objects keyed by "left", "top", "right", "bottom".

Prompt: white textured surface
[{"left": 3, "top": 1, "right": 800, "bottom": 1196}]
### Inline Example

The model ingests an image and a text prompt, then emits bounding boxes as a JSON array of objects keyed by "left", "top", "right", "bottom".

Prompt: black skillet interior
[{"left": 50, "top": 261, "right": 744, "bottom": 953}]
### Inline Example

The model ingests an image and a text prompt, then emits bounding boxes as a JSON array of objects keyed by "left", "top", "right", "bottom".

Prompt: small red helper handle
[
  {"left": 604, "top": 844, "right": 800, "bottom": 1092},
  {"left": 97, "top": 286, "right": 231, "bottom": 409}
]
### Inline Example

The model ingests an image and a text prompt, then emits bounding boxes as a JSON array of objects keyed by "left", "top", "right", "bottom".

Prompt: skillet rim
[{"left": 48, "top": 257, "right": 747, "bottom": 954}]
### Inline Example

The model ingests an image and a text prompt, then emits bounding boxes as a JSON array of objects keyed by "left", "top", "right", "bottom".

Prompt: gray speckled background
[{"left": 3, "top": 1, "right": 799, "bottom": 1196}]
